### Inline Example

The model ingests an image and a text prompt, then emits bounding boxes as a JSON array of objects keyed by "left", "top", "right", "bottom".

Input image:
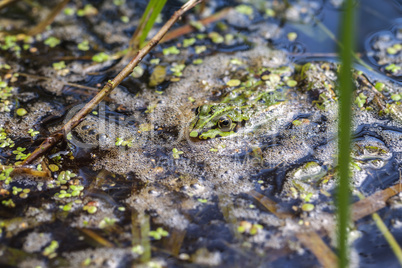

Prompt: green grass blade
[
  {"left": 138, "top": 0, "right": 168, "bottom": 48},
  {"left": 337, "top": 0, "right": 355, "bottom": 267},
  {"left": 355, "top": 191, "right": 402, "bottom": 265}
]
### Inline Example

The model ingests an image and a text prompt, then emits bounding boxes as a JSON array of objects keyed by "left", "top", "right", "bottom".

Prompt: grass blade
[
  {"left": 130, "top": 0, "right": 167, "bottom": 50},
  {"left": 337, "top": 0, "right": 355, "bottom": 267}
]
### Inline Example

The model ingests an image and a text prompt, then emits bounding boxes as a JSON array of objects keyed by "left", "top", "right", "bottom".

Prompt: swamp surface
[{"left": 0, "top": 0, "right": 402, "bottom": 267}]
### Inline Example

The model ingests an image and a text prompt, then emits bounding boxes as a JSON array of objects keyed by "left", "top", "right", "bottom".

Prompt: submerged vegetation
[{"left": 0, "top": 0, "right": 401, "bottom": 267}]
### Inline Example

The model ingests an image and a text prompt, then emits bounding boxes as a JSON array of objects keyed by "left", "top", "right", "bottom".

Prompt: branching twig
[
  {"left": 21, "top": 0, "right": 203, "bottom": 165},
  {"left": 28, "top": 0, "right": 70, "bottom": 36}
]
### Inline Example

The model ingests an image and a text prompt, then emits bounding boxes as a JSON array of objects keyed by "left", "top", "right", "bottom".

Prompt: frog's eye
[{"left": 218, "top": 117, "right": 232, "bottom": 132}]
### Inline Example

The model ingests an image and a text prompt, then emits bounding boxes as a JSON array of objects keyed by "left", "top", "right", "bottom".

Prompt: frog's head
[{"left": 189, "top": 104, "right": 248, "bottom": 139}]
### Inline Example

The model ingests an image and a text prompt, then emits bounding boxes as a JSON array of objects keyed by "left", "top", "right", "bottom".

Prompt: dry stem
[
  {"left": 22, "top": 0, "right": 203, "bottom": 165},
  {"left": 28, "top": 0, "right": 70, "bottom": 36}
]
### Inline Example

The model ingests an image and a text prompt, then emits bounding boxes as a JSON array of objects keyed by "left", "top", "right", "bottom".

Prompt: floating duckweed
[
  {"left": 287, "top": 32, "right": 297, "bottom": 42},
  {"left": 57, "top": 170, "right": 76, "bottom": 185},
  {"left": 149, "top": 227, "right": 169, "bottom": 240},
  {"left": 0, "top": 167, "right": 13, "bottom": 185},
  {"left": 49, "top": 164, "right": 59, "bottom": 172},
  {"left": 238, "top": 221, "right": 262, "bottom": 235},
  {"left": 191, "top": 59, "right": 203, "bottom": 66},
  {"left": 197, "top": 198, "right": 208, "bottom": 203},
  {"left": 209, "top": 32, "right": 224, "bottom": 44},
  {"left": 387, "top": 47, "right": 397, "bottom": 55},
  {"left": 16, "top": 108, "right": 27, "bottom": 116},
  {"left": 386, "top": 43, "right": 402, "bottom": 55},
  {"left": 43, "top": 240, "right": 59, "bottom": 257},
  {"left": 375, "top": 82, "right": 385, "bottom": 91},
  {"left": 62, "top": 203, "right": 72, "bottom": 212},
  {"left": 83, "top": 258, "right": 92, "bottom": 266},
  {"left": 265, "top": 8, "right": 275, "bottom": 17},
  {"left": 84, "top": 205, "right": 97, "bottom": 214},
  {"left": 224, "top": 33, "right": 234, "bottom": 44},
  {"left": 263, "top": 73, "right": 280, "bottom": 83},
  {"left": 303, "top": 193, "right": 313, "bottom": 202},
  {"left": 52, "top": 61, "right": 66, "bottom": 70},
  {"left": 28, "top": 128, "right": 39, "bottom": 137},
  {"left": 132, "top": 245, "right": 144, "bottom": 255},
  {"left": 77, "top": 4, "right": 98, "bottom": 17},
  {"left": 189, "top": 21, "right": 205, "bottom": 32},
  {"left": 195, "top": 45, "right": 207, "bottom": 54},
  {"left": 188, "top": 96, "right": 195, "bottom": 103},
  {"left": 139, "top": 123, "right": 153, "bottom": 131},
  {"left": 63, "top": 7, "right": 75, "bottom": 16},
  {"left": 230, "top": 58, "right": 243, "bottom": 65},
  {"left": 44, "top": 37, "right": 60, "bottom": 48},
  {"left": 98, "top": 217, "right": 117, "bottom": 228},
  {"left": 385, "top": 63, "right": 401, "bottom": 74},
  {"left": 92, "top": 52, "right": 110, "bottom": 63},
  {"left": 162, "top": 46, "right": 180, "bottom": 56},
  {"left": 121, "top": 16, "right": 129, "bottom": 23},
  {"left": 0, "top": 63, "right": 11, "bottom": 69},
  {"left": 92, "top": 111, "right": 98, "bottom": 115},
  {"left": 12, "top": 186, "right": 22, "bottom": 195},
  {"left": 183, "top": 38, "right": 196, "bottom": 48},
  {"left": 150, "top": 58, "right": 160, "bottom": 65},
  {"left": 131, "top": 66, "right": 144, "bottom": 78},
  {"left": 115, "top": 137, "right": 133, "bottom": 147},
  {"left": 301, "top": 203, "right": 315, "bottom": 212},
  {"left": 292, "top": 120, "right": 302, "bottom": 126},
  {"left": 235, "top": 4, "right": 254, "bottom": 17},
  {"left": 355, "top": 93, "right": 367, "bottom": 108},
  {"left": 0, "top": 129, "right": 15, "bottom": 148},
  {"left": 13, "top": 147, "right": 30, "bottom": 160},
  {"left": 391, "top": 94, "right": 401, "bottom": 101},
  {"left": 118, "top": 207, "right": 126, "bottom": 211},
  {"left": 249, "top": 224, "right": 263, "bottom": 235},
  {"left": 2, "top": 199, "right": 15, "bottom": 208},
  {"left": 149, "top": 65, "right": 166, "bottom": 87},
  {"left": 226, "top": 79, "right": 241, "bottom": 87},
  {"left": 172, "top": 148, "right": 184, "bottom": 159},
  {"left": 70, "top": 185, "right": 84, "bottom": 197},
  {"left": 171, "top": 64, "right": 186, "bottom": 77},
  {"left": 19, "top": 192, "right": 29, "bottom": 199},
  {"left": 113, "top": 0, "right": 125, "bottom": 6},
  {"left": 196, "top": 33, "right": 206, "bottom": 40},
  {"left": 286, "top": 80, "right": 297, "bottom": 87},
  {"left": 77, "top": 40, "right": 90, "bottom": 51},
  {"left": 209, "top": 148, "right": 218, "bottom": 152}
]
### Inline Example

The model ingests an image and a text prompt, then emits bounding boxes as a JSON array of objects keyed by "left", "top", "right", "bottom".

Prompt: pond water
[{"left": 0, "top": 0, "right": 402, "bottom": 267}]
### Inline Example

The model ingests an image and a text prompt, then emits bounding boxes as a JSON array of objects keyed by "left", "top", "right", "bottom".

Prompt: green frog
[{"left": 189, "top": 72, "right": 291, "bottom": 139}]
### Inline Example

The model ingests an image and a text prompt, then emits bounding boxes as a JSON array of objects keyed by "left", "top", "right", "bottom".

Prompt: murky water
[{"left": 0, "top": 0, "right": 401, "bottom": 267}]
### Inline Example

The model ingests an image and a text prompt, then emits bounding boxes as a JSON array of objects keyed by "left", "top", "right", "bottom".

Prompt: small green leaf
[{"left": 44, "top": 37, "right": 60, "bottom": 48}]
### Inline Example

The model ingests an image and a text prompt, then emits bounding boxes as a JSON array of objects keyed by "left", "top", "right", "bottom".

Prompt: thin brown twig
[
  {"left": 21, "top": 0, "right": 203, "bottom": 165},
  {"left": 0, "top": 164, "right": 50, "bottom": 178},
  {"left": 28, "top": 0, "right": 70, "bottom": 36},
  {"left": 0, "top": 0, "right": 19, "bottom": 10},
  {"left": 16, "top": 72, "right": 100, "bottom": 91},
  {"left": 296, "top": 231, "right": 338, "bottom": 268},
  {"left": 351, "top": 184, "right": 402, "bottom": 221},
  {"left": 161, "top": 7, "right": 231, "bottom": 43}
]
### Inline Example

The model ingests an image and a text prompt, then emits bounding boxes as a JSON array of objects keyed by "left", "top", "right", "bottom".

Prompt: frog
[{"left": 189, "top": 74, "right": 289, "bottom": 139}]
